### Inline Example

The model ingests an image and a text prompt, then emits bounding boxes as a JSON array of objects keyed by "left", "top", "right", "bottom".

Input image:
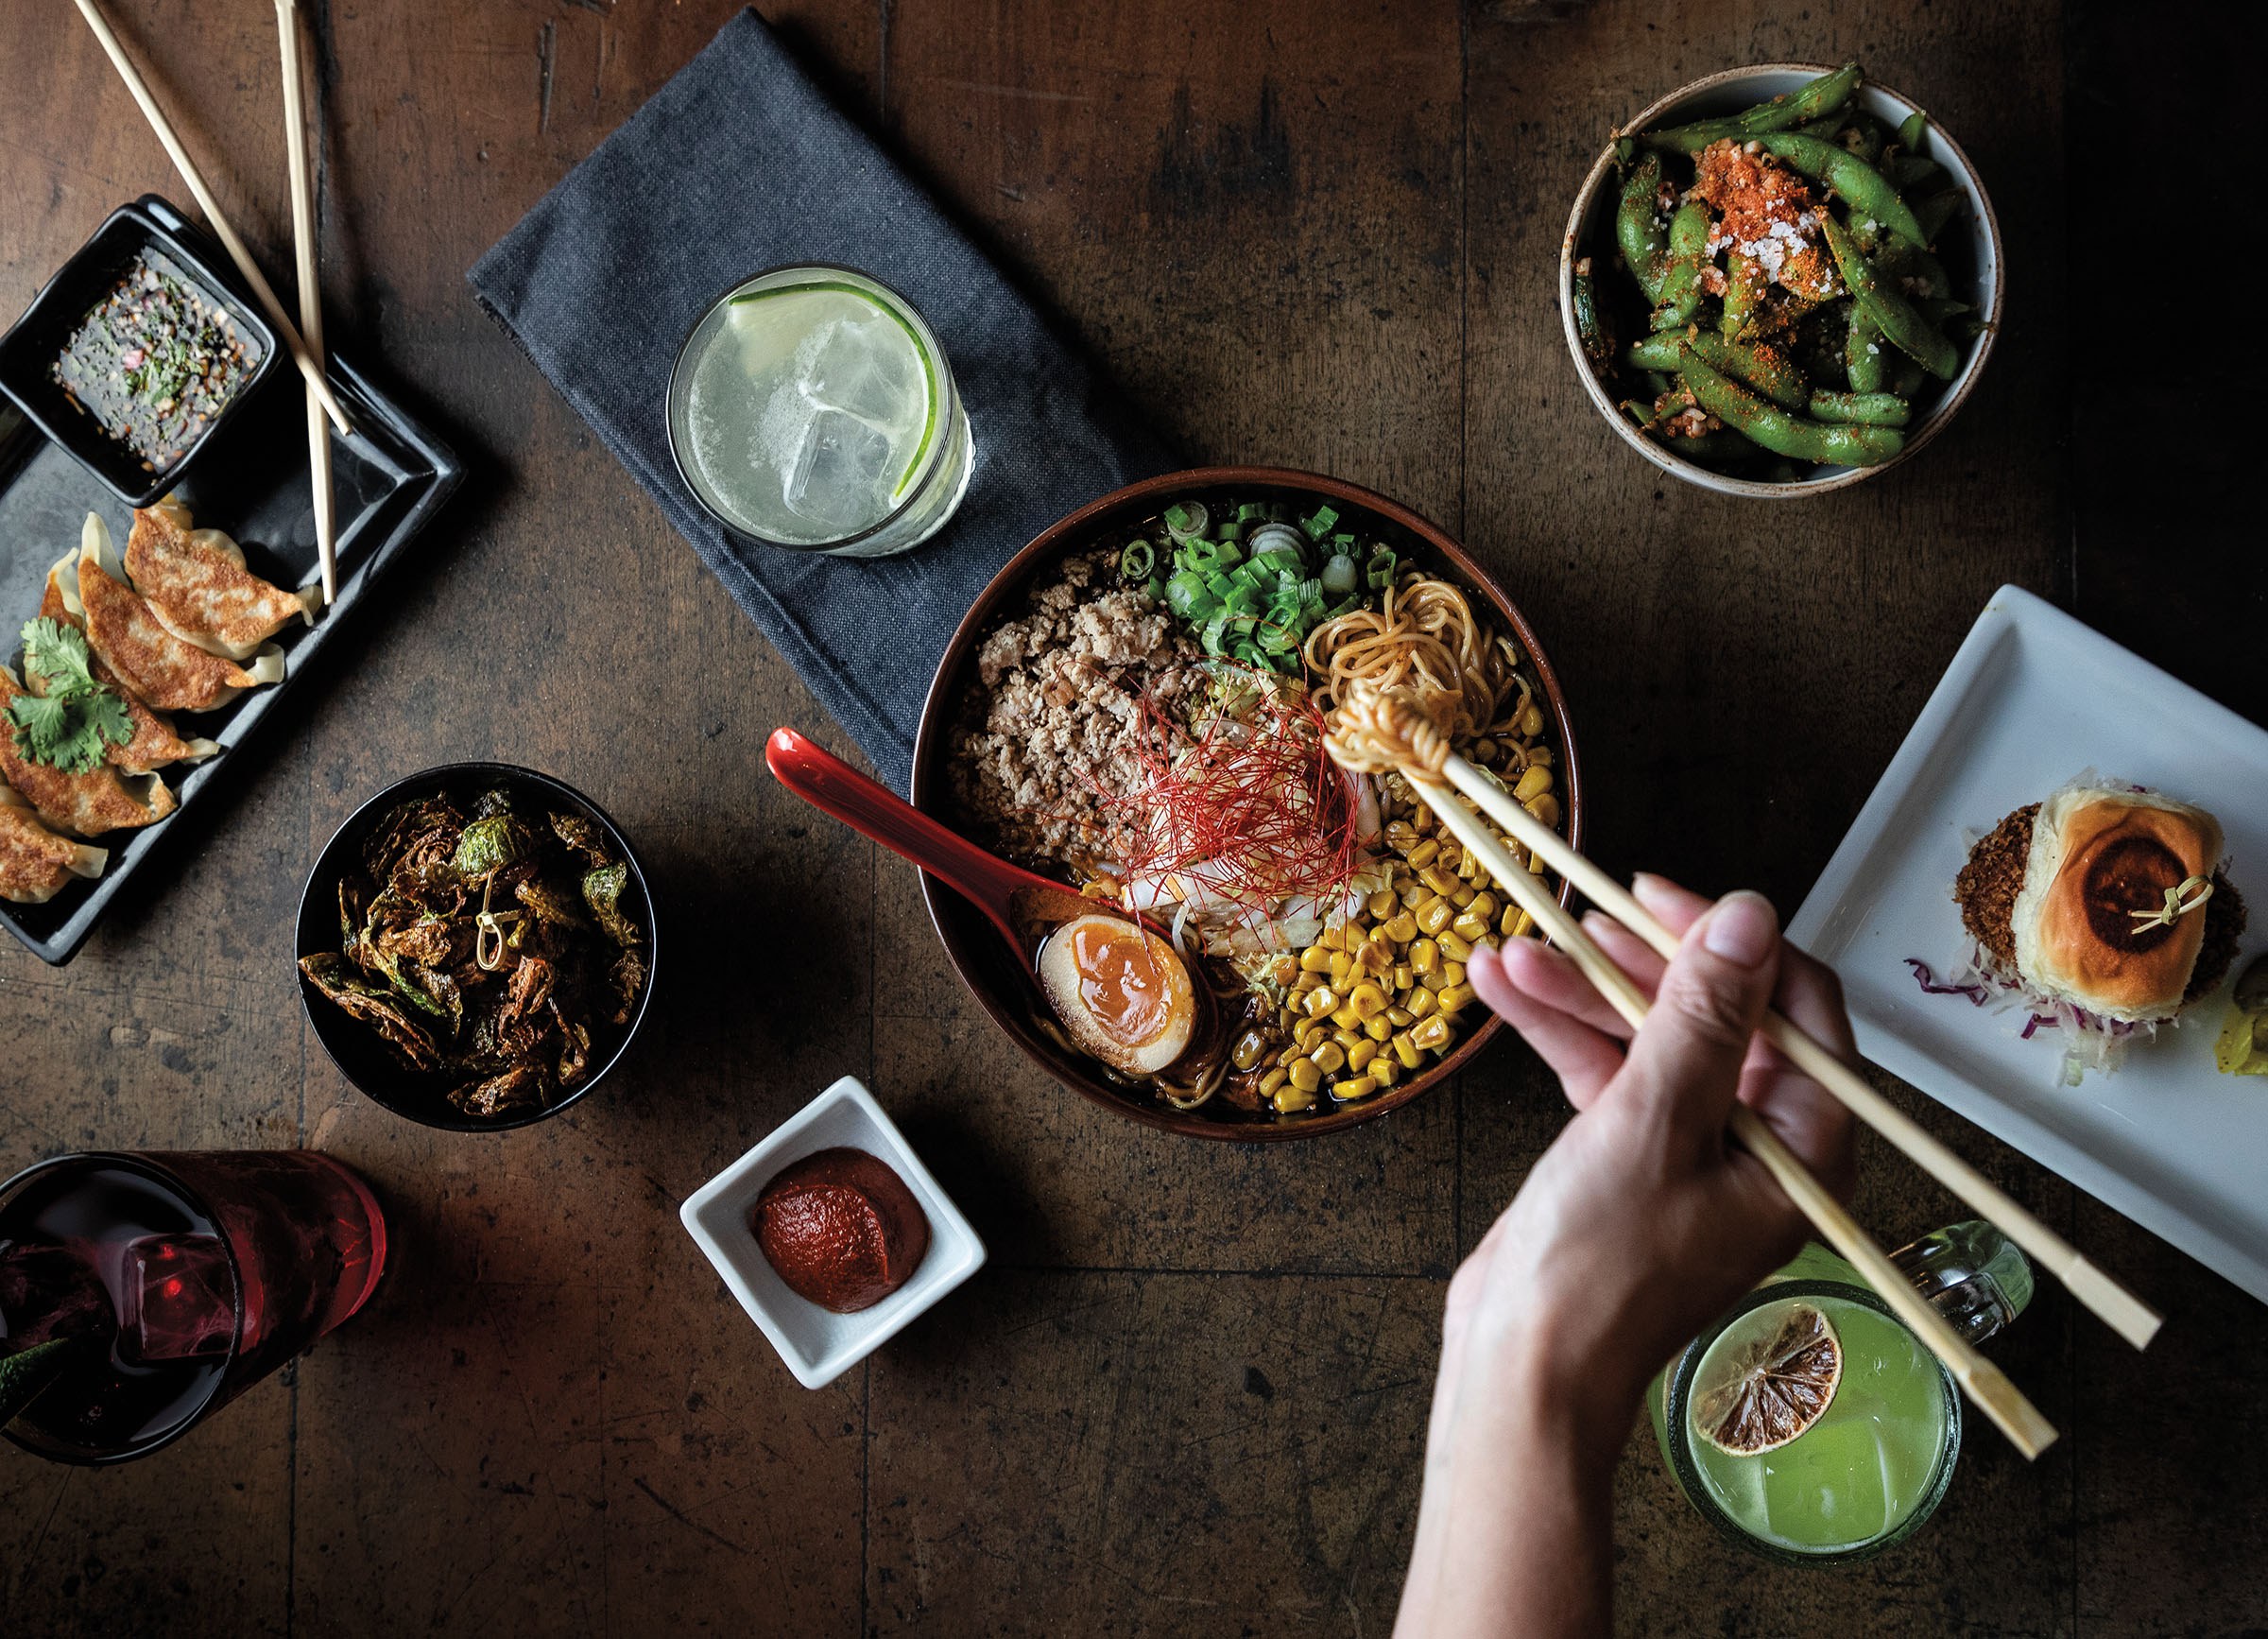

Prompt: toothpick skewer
[
  {"left": 1330, "top": 688, "right": 2060, "bottom": 1459},
  {"left": 70, "top": 0, "right": 353, "bottom": 438},
  {"left": 1425, "top": 752, "right": 2162, "bottom": 1354},
  {"left": 274, "top": 0, "right": 337, "bottom": 605}
]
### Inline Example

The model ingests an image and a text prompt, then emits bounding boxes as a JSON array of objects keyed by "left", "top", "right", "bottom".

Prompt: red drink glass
[{"left": 0, "top": 1150, "right": 387, "bottom": 1464}]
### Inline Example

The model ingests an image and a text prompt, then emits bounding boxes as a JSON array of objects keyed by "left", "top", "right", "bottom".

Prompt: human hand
[{"left": 1394, "top": 876, "right": 1857, "bottom": 1638}]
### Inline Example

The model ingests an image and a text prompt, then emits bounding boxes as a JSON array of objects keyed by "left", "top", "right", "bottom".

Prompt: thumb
[{"left": 1609, "top": 890, "right": 1782, "bottom": 1145}]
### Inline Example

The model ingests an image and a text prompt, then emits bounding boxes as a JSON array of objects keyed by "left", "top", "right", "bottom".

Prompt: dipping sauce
[
  {"left": 751, "top": 1148, "right": 930, "bottom": 1313},
  {"left": 50, "top": 250, "right": 263, "bottom": 474}
]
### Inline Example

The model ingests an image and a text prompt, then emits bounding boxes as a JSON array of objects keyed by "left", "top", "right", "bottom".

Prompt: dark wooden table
[{"left": 4, "top": 3, "right": 2262, "bottom": 1633}]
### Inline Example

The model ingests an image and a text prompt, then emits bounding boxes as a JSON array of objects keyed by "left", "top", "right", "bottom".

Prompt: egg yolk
[{"left": 1069, "top": 919, "right": 1175, "bottom": 1047}]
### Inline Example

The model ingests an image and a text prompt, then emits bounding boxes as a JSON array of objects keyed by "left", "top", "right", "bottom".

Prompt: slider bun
[{"left": 2012, "top": 783, "right": 2225, "bottom": 1022}]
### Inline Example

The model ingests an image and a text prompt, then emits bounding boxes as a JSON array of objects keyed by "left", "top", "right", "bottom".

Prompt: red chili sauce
[{"left": 751, "top": 1148, "right": 930, "bottom": 1314}]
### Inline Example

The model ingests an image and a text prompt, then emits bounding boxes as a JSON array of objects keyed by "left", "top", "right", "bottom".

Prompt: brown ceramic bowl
[{"left": 909, "top": 468, "right": 1584, "bottom": 1142}]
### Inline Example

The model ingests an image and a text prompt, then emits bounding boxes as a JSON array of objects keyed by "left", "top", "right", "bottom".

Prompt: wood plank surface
[{"left": 2, "top": 2, "right": 2262, "bottom": 1635}]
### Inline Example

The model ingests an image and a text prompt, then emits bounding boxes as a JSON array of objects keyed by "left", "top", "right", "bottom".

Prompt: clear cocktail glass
[
  {"left": 0, "top": 1150, "right": 387, "bottom": 1464},
  {"left": 665, "top": 264, "right": 975, "bottom": 559},
  {"left": 1645, "top": 1222, "right": 2034, "bottom": 1563}
]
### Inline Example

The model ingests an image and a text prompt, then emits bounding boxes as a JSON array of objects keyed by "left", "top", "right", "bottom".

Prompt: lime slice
[
  {"left": 1690, "top": 1299, "right": 1843, "bottom": 1456},
  {"left": 728, "top": 281, "right": 939, "bottom": 500}
]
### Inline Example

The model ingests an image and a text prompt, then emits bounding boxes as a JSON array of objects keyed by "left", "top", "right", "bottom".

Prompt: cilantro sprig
[{"left": 9, "top": 618, "right": 133, "bottom": 774}]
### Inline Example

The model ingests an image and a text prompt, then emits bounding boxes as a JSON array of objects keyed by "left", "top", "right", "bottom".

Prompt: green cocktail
[{"left": 1647, "top": 1228, "right": 2030, "bottom": 1563}]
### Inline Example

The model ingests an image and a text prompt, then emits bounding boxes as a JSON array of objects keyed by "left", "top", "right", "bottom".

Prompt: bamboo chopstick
[
  {"left": 1431, "top": 753, "right": 2164, "bottom": 1353},
  {"left": 1400, "top": 769, "right": 2059, "bottom": 1459},
  {"left": 273, "top": 0, "right": 336, "bottom": 605},
  {"left": 70, "top": 0, "right": 354, "bottom": 438}
]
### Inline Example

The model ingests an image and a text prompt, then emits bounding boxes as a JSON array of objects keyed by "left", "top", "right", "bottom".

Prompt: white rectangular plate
[{"left": 1789, "top": 586, "right": 2268, "bottom": 1303}]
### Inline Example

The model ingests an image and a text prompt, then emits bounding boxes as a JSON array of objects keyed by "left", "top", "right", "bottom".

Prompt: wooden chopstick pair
[
  {"left": 71, "top": 0, "right": 344, "bottom": 604},
  {"left": 1332, "top": 690, "right": 2156, "bottom": 1459}
]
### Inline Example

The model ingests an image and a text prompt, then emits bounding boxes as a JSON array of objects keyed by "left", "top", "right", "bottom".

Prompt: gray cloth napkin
[{"left": 469, "top": 8, "right": 1170, "bottom": 791}]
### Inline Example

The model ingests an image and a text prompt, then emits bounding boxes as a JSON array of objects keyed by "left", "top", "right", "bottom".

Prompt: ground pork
[{"left": 949, "top": 550, "right": 1205, "bottom": 871}]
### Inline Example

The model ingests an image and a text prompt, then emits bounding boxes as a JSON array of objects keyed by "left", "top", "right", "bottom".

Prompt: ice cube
[
  {"left": 802, "top": 318, "right": 917, "bottom": 434},
  {"left": 119, "top": 1234, "right": 234, "bottom": 1362},
  {"left": 783, "top": 407, "right": 894, "bottom": 531}
]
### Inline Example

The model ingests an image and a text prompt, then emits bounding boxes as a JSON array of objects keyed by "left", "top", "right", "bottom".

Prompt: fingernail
[{"left": 1703, "top": 890, "right": 1778, "bottom": 967}]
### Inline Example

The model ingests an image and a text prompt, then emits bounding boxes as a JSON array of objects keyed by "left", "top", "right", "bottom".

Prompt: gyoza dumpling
[
  {"left": 35, "top": 552, "right": 219, "bottom": 776},
  {"left": 0, "top": 778, "right": 108, "bottom": 903},
  {"left": 70, "top": 515, "right": 283, "bottom": 714},
  {"left": 126, "top": 497, "right": 320, "bottom": 661},
  {"left": 0, "top": 664, "right": 176, "bottom": 837}
]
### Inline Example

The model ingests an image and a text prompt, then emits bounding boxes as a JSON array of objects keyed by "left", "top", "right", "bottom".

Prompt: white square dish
[
  {"left": 1788, "top": 586, "right": 2268, "bottom": 1303},
  {"left": 679, "top": 1076, "right": 986, "bottom": 1388}
]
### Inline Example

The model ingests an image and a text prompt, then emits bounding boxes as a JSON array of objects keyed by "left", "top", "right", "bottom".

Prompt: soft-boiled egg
[{"left": 1037, "top": 911, "right": 1198, "bottom": 1077}]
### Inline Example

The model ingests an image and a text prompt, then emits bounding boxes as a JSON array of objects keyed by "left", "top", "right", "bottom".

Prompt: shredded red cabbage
[{"left": 1905, "top": 958, "right": 1991, "bottom": 1005}]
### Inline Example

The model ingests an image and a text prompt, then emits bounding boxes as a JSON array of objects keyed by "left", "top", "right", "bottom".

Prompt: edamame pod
[
  {"left": 1809, "top": 390, "right": 1913, "bottom": 427},
  {"left": 1616, "top": 154, "right": 1671, "bottom": 302},
  {"left": 1720, "top": 250, "right": 1768, "bottom": 340},
  {"left": 1887, "top": 154, "right": 1944, "bottom": 191},
  {"left": 1627, "top": 331, "right": 1809, "bottom": 410},
  {"left": 1846, "top": 304, "right": 1886, "bottom": 393},
  {"left": 1572, "top": 267, "right": 1615, "bottom": 367},
  {"left": 1641, "top": 62, "right": 1862, "bottom": 151},
  {"left": 1655, "top": 427, "right": 1763, "bottom": 462},
  {"left": 1675, "top": 353, "right": 1906, "bottom": 465},
  {"left": 1751, "top": 131, "right": 1927, "bottom": 246},
  {"left": 1650, "top": 199, "right": 1714, "bottom": 331},
  {"left": 1822, "top": 216, "right": 1960, "bottom": 380},
  {"left": 1913, "top": 189, "right": 1966, "bottom": 242},
  {"left": 1897, "top": 109, "right": 1929, "bottom": 151}
]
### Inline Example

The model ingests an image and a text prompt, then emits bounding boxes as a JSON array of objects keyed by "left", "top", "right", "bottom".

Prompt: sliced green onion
[
  {"left": 1120, "top": 540, "right": 1155, "bottom": 579},
  {"left": 1163, "top": 501, "right": 1209, "bottom": 542},
  {"left": 1365, "top": 546, "right": 1397, "bottom": 590},
  {"left": 1299, "top": 504, "right": 1339, "bottom": 541},
  {"left": 1320, "top": 553, "right": 1358, "bottom": 595}
]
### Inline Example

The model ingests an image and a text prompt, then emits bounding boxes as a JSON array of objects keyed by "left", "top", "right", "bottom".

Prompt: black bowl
[
  {"left": 0, "top": 197, "right": 281, "bottom": 508},
  {"left": 294, "top": 763, "right": 659, "bottom": 1131}
]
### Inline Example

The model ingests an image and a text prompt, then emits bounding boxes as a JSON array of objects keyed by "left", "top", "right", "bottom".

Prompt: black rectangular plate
[{"left": 0, "top": 197, "right": 463, "bottom": 965}]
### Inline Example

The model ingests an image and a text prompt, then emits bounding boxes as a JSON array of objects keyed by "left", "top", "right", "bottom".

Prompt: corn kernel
[
  {"left": 1518, "top": 701, "right": 1545, "bottom": 738},
  {"left": 1437, "top": 929, "right": 1474, "bottom": 962},
  {"left": 1514, "top": 766, "right": 1554, "bottom": 803},
  {"left": 1406, "top": 838, "right": 1440, "bottom": 871},
  {"left": 1306, "top": 986, "right": 1342, "bottom": 1018},
  {"left": 1441, "top": 960, "right": 1467, "bottom": 989},
  {"left": 1451, "top": 884, "right": 1476, "bottom": 909},
  {"left": 1384, "top": 820, "right": 1419, "bottom": 851},
  {"left": 1231, "top": 1030, "right": 1269, "bottom": 1071},
  {"left": 1349, "top": 981, "right": 1390, "bottom": 1020},
  {"left": 1457, "top": 849, "right": 1481, "bottom": 881},
  {"left": 1410, "top": 938, "right": 1441, "bottom": 976},
  {"left": 1280, "top": 1007, "right": 1300, "bottom": 1034},
  {"left": 1361, "top": 940, "right": 1395, "bottom": 975},
  {"left": 1384, "top": 911, "right": 1418, "bottom": 943},
  {"left": 1259, "top": 1066, "right": 1290, "bottom": 1097},
  {"left": 1391, "top": 965, "right": 1414, "bottom": 992},
  {"left": 1471, "top": 737, "right": 1497, "bottom": 762},
  {"left": 1419, "top": 865, "right": 1459, "bottom": 897},
  {"left": 1436, "top": 982, "right": 1476, "bottom": 1015},
  {"left": 1267, "top": 954, "right": 1298, "bottom": 987},
  {"left": 1400, "top": 883, "right": 1428, "bottom": 907},
  {"left": 1328, "top": 950, "right": 1356, "bottom": 984},
  {"left": 1275, "top": 1085, "right": 1317, "bottom": 1114},
  {"left": 1334, "top": 1076, "right": 1378, "bottom": 1101},
  {"left": 1318, "top": 925, "right": 1345, "bottom": 952},
  {"left": 1513, "top": 909, "right": 1536, "bottom": 939},
  {"left": 1332, "top": 1004, "right": 1364, "bottom": 1032},
  {"left": 1407, "top": 986, "right": 1436, "bottom": 1019},
  {"left": 1366, "top": 888, "right": 1398, "bottom": 920},
  {"left": 1469, "top": 892, "right": 1499, "bottom": 924},
  {"left": 1391, "top": 1031, "right": 1423, "bottom": 1069},
  {"left": 1369, "top": 1054, "right": 1400, "bottom": 1087},
  {"left": 1288, "top": 1056, "right": 1322, "bottom": 1092},
  {"left": 1348, "top": 1039, "right": 1379, "bottom": 1072},
  {"left": 1299, "top": 943, "right": 1334, "bottom": 974},
  {"left": 1529, "top": 746, "right": 1554, "bottom": 768},
  {"left": 1500, "top": 905, "right": 1521, "bottom": 938},
  {"left": 1334, "top": 1027, "right": 1363, "bottom": 1052},
  {"left": 1365, "top": 1014, "right": 1393, "bottom": 1041},
  {"left": 1452, "top": 910, "right": 1489, "bottom": 944},
  {"left": 1526, "top": 793, "right": 1562, "bottom": 829},
  {"left": 1312, "top": 1041, "right": 1347, "bottom": 1076},
  {"left": 1386, "top": 1005, "right": 1414, "bottom": 1028},
  {"left": 1410, "top": 1015, "right": 1452, "bottom": 1051},
  {"left": 1295, "top": 969, "right": 1326, "bottom": 993},
  {"left": 1417, "top": 897, "right": 1454, "bottom": 937}
]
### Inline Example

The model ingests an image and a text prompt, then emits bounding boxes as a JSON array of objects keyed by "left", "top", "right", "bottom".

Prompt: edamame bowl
[{"left": 1559, "top": 64, "right": 2002, "bottom": 498}]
